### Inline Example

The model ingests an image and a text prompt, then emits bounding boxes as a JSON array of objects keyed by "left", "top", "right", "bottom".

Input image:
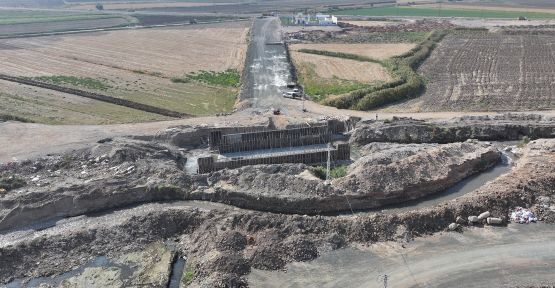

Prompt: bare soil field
[
  {"left": 0, "top": 22, "right": 249, "bottom": 120},
  {"left": 290, "top": 43, "right": 416, "bottom": 60},
  {"left": 385, "top": 31, "right": 555, "bottom": 112},
  {"left": 290, "top": 51, "right": 391, "bottom": 83}
]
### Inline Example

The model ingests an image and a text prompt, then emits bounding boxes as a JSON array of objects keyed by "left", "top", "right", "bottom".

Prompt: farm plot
[
  {"left": 289, "top": 43, "right": 416, "bottom": 102},
  {"left": 0, "top": 22, "right": 249, "bottom": 121},
  {"left": 290, "top": 51, "right": 390, "bottom": 82},
  {"left": 387, "top": 32, "right": 555, "bottom": 112},
  {"left": 0, "top": 10, "right": 133, "bottom": 36},
  {"left": 0, "top": 80, "right": 169, "bottom": 124},
  {"left": 290, "top": 50, "right": 390, "bottom": 102},
  {"left": 290, "top": 43, "right": 416, "bottom": 60}
]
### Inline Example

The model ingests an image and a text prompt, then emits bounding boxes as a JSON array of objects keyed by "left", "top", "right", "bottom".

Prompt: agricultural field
[
  {"left": 0, "top": 10, "right": 134, "bottom": 36},
  {"left": 0, "top": 80, "right": 169, "bottom": 124},
  {"left": 386, "top": 31, "right": 555, "bottom": 112},
  {"left": 291, "top": 51, "right": 391, "bottom": 82},
  {"left": 334, "top": 6, "right": 555, "bottom": 19},
  {"left": 0, "top": 21, "right": 249, "bottom": 123},
  {"left": 65, "top": 1, "right": 223, "bottom": 10},
  {"left": 290, "top": 43, "right": 416, "bottom": 60},
  {"left": 289, "top": 43, "right": 415, "bottom": 102}
]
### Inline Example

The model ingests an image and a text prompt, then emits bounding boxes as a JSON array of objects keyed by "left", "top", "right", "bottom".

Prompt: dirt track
[{"left": 249, "top": 223, "right": 555, "bottom": 287}]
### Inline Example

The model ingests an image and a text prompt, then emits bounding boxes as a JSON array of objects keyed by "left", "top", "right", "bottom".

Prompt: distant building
[{"left": 292, "top": 13, "right": 337, "bottom": 26}]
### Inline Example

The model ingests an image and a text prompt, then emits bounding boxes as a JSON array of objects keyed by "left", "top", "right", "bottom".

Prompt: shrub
[
  {"left": 0, "top": 114, "right": 33, "bottom": 123},
  {"left": 173, "top": 69, "right": 240, "bottom": 87},
  {"left": 310, "top": 165, "right": 348, "bottom": 180},
  {"left": 33, "top": 76, "right": 110, "bottom": 91},
  {"left": 0, "top": 176, "right": 26, "bottom": 191},
  {"left": 323, "top": 30, "right": 448, "bottom": 110},
  {"left": 517, "top": 136, "right": 531, "bottom": 148}
]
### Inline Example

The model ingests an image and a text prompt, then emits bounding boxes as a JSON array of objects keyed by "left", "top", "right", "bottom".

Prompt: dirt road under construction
[{"left": 240, "top": 16, "right": 292, "bottom": 110}]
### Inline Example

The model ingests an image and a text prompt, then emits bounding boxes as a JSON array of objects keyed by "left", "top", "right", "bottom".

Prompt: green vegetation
[
  {"left": 182, "top": 261, "right": 196, "bottom": 286},
  {"left": 33, "top": 76, "right": 111, "bottom": 91},
  {"left": 333, "top": 6, "right": 555, "bottom": 19},
  {"left": 0, "top": 176, "right": 26, "bottom": 191},
  {"left": 322, "top": 30, "right": 447, "bottom": 110},
  {"left": 311, "top": 165, "right": 349, "bottom": 180},
  {"left": 296, "top": 62, "right": 378, "bottom": 102},
  {"left": 0, "top": 10, "right": 124, "bottom": 25},
  {"left": 280, "top": 16, "right": 294, "bottom": 26},
  {"left": 0, "top": 114, "right": 33, "bottom": 123},
  {"left": 298, "top": 49, "right": 383, "bottom": 64},
  {"left": 0, "top": 90, "right": 170, "bottom": 125},
  {"left": 172, "top": 69, "right": 240, "bottom": 87},
  {"left": 518, "top": 136, "right": 531, "bottom": 148},
  {"left": 353, "top": 31, "right": 428, "bottom": 43}
]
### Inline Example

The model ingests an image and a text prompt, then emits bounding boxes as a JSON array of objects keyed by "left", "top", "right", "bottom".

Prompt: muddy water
[
  {"left": 380, "top": 151, "right": 514, "bottom": 214},
  {"left": 168, "top": 257, "right": 186, "bottom": 288},
  {"left": 6, "top": 256, "right": 134, "bottom": 288},
  {"left": 249, "top": 223, "right": 555, "bottom": 287}
]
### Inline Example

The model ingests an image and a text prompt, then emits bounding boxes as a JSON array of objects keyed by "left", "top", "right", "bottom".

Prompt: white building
[{"left": 293, "top": 13, "right": 338, "bottom": 26}]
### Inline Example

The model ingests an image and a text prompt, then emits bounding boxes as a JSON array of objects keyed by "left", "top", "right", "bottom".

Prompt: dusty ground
[
  {"left": 1, "top": 124, "right": 555, "bottom": 287},
  {"left": 249, "top": 223, "right": 555, "bottom": 287},
  {"left": 0, "top": 21, "right": 249, "bottom": 120},
  {"left": 290, "top": 43, "right": 416, "bottom": 60},
  {"left": 290, "top": 51, "right": 391, "bottom": 83}
]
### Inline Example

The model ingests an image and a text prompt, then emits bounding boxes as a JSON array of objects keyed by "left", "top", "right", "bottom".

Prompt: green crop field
[
  {"left": 335, "top": 6, "right": 555, "bottom": 19},
  {"left": 0, "top": 10, "right": 125, "bottom": 25}
]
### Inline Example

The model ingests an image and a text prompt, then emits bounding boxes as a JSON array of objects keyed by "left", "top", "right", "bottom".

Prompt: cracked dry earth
[{"left": 1, "top": 120, "right": 555, "bottom": 287}]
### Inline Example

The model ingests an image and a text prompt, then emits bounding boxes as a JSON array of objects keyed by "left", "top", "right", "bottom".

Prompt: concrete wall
[
  {"left": 210, "top": 123, "right": 336, "bottom": 153},
  {"left": 198, "top": 143, "right": 350, "bottom": 173}
]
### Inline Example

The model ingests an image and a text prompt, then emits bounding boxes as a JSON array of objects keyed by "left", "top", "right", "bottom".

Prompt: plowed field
[{"left": 385, "top": 31, "right": 555, "bottom": 112}]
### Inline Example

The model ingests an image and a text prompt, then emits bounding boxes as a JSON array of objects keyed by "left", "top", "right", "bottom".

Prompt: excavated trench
[
  {"left": 2, "top": 144, "right": 520, "bottom": 287},
  {"left": 334, "top": 149, "right": 515, "bottom": 216},
  {"left": 3, "top": 116, "right": 555, "bottom": 287}
]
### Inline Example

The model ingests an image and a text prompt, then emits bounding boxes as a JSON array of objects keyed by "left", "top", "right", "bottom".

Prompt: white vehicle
[{"left": 283, "top": 91, "right": 302, "bottom": 99}]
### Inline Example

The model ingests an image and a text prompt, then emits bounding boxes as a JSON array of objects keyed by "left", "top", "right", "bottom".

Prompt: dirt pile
[
  {"left": 350, "top": 114, "right": 555, "bottom": 146},
  {"left": 1, "top": 123, "right": 555, "bottom": 287},
  {"left": 2, "top": 136, "right": 554, "bottom": 286},
  {"left": 287, "top": 20, "right": 456, "bottom": 43},
  {"left": 198, "top": 141, "right": 499, "bottom": 213}
]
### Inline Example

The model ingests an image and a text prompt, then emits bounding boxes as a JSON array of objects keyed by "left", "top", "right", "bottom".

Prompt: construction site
[{"left": 1, "top": 0, "right": 555, "bottom": 287}]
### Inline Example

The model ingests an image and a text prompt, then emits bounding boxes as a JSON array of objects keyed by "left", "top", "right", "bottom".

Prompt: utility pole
[
  {"left": 325, "top": 142, "right": 331, "bottom": 185},
  {"left": 378, "top": 274, "right": 388, "bottom": 288}
]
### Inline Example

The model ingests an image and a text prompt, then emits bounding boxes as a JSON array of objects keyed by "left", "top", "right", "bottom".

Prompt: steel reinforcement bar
[{"left": 0, "top": 74, "right": 188, "bottom": 118}]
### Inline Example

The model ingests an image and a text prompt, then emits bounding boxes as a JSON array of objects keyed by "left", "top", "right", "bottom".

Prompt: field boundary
[
  {"left": 0, "top": 74, "right": 188, "bottom": 118},
  {"left": 0, "top": 19, "right": 250, "bottom": 40},
  {"left": 297, "top": 30, "right": 447, "bottom": 110},
  {"left": 296, "top": 49, "right": 384, "bottom": 65}
]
